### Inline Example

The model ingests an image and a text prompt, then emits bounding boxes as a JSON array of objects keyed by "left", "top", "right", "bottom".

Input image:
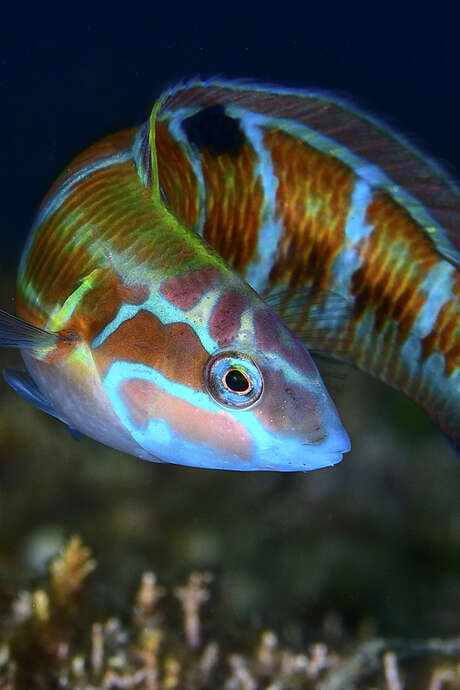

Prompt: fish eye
[
  {"left": 223, "top": 368, "right": 251, "bottom": 394},
  {"left": 205, "top": 352, "right": 263, "bottom": 409}
]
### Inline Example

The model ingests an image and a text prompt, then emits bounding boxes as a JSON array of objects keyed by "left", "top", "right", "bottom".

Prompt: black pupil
[{"left": 225, "top": 369, "right": 250, "bottom": 393}]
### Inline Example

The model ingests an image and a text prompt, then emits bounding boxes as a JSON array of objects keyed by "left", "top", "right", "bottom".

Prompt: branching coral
[{"left": 0, "top": 536, "right": 459, "bottom": 690}]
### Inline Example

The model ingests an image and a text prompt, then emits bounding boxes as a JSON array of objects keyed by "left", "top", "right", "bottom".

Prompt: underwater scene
[{"left": 0, "top": 4, "right": 459, "bottom": 689}]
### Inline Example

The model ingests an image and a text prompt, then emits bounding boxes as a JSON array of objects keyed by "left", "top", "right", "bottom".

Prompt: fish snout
[{"left": 248, "top": 355, "right": 350, "bottom": 470}]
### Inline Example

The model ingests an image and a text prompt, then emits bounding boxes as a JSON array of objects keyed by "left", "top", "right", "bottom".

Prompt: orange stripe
[
  {"left": 24, "top": 161, "right": 153, "bottom": 310},
  {"left": 351, "top": 190, "right": 438, "bottom": 339},
  {"left": 202, "top": 143, "right": 263, "bottom": 272},
  {"left": 93, "top": 310, "right": 209, "bottom": 386},
  {"left": 156, "top": 121, "right": 199, "bottom": 227},
  {"left": 421, "top": 276, "right": 460, "bottom": 375},
  {"left": 265, "top": 129, "right": 353, "bottom": 290}
]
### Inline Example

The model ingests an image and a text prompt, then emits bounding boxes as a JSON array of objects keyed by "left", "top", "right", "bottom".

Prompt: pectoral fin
[
  {"left": 3, "top": 368, "right": 85, "bottom": 440},
  {"left": 0, "top": 309, "right": 59, "bottom": 349},
  {"left": 264, "top": 287, "right": 353, "bottom": 356},
  {"left": 264, "top": 287, "right": 353, "bottom": 397}
]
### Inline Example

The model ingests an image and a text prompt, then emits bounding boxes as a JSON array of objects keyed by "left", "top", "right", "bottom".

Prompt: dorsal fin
[
  {"left": 149, "top": 95, "right": 166, "bottom": 206},
  {"left": 157, "top": 78, "right": 460, "bottom": 268}
]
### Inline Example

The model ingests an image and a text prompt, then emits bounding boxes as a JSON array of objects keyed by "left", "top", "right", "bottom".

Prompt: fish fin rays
[
  {"left": 3, "top": 368, "right": 65, "bottom": 421},
  {"left": 2, "top": 368, "right": 85, "bottom": 440},
  {"left": 310, "top": 353, "right": 351, "bottom": 400},
  {"left": 159, "top": 78, "right": 460, "bottom": 268},
  {"left": 149, "top": 94, "right": 168, "bottom": 207},
  {"left": 0, "top": 309, "right": 59, "bottom": 349},
  {"left": 265, "top": 286, "right": 352, "bottom": 398},
  {"left": 264, "top": 287, "right": 353, "bottom": 357}
]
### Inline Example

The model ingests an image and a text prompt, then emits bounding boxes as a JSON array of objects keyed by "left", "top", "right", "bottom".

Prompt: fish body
[
  {"left": 2, "top": 102, "right": 350, "bottom": 471},
  {"left": 144, "top": 80, "right": 459, "bottom": 448},
  {"left": 2, "top": 78, "right": 459, "bottom": 466}
]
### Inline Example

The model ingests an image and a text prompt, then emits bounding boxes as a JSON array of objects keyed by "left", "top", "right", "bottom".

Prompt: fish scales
[
  {"left": 147, "top": 80, "right": 460, "bottom": 448},
  {"left": 264, "top": 128, "right": 353, "bottom": 290},
  {"left": 20, "top": 145, "right": 217, "bottom": 323}
]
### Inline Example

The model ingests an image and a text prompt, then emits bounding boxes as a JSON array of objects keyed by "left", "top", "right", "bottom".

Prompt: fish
[
  {"left": 0, "top": 93, "right": 351, "bottom": 472},
  {"left": 1, "top": 77, "right": 459, "bottom": 465},
  {"left": 146, "top": 79, "right": 460, "bottom": 450}
]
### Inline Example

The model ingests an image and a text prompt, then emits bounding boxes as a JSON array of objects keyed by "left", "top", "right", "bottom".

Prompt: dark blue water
[{"left": 0, "top": 3, "right": 459, "bottom": 268}]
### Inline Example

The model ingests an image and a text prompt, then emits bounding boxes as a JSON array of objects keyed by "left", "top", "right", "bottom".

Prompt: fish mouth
[
  {"left": 302, "top": 437, "right": 351, "bottom": 453},
  {"left": 282, "top": 423, "right": 351, "bottom": 471},
  {"left": 260, "top": 450, "right": 348, "bottom": 472}
]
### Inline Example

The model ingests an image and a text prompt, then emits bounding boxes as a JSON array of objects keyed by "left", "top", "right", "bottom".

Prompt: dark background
[
  {"left": 0, "top": 1, "right": 459, "bottom": 645},
  {"left": 1, "top": 3, "right": 460, "bottom": 266}
]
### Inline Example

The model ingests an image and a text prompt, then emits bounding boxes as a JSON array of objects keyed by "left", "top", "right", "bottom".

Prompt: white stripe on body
[
  {"left": 411, "top": 261, "right": 456, "bottom": 338},
  {"left": 331, "top": 178, "right": 374, "bottom": 298},
  {"left": 228, "top": 109, "right": 284, "bottom": 294}
]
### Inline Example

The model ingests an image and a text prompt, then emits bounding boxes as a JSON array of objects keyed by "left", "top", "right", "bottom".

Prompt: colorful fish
[
  {"left": 149, "top": 80, "right": 460, "bottom": 450},
  {"left": 0, "top": 91, "right": 350, "bottom": 472},
  {"left": 0, "top": 78, "right": 458, "bottom": 470}
]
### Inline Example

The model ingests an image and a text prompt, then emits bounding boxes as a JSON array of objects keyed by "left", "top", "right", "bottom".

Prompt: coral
[
  {"left": 0, "top": 537, "right": 459, "bottom": 690},
  {"left": 50, "top": 536, "right": 96, "bottom": 607}
]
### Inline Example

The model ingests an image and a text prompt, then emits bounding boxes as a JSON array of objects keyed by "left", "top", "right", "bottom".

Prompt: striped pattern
[
  {"left": 155, "top": 121, "right": 201, "bottom": 228},
  {"left": 15, "top": 78, "right": 459, "bottom": 460},
  {"left": 18, "top": 131, "right": 230, "bottom": 338},
  {"left": 162, "top": 79, "right": 460, "bottom": 266},
  {"left": 150, "top": 80, "right": 460, "bottom": 447},
  {"left": 264, "top": 129, "right": 354, "bottom": 291},
  {"left": 15, "top": 97, "right": 352, "bottom": 471}
]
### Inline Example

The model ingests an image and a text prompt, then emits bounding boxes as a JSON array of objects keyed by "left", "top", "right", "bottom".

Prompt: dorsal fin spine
[{"left": 149, "top": 95, "right": 166, "bottom": 207}]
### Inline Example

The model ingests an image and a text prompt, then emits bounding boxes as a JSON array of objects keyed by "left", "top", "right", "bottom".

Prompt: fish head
[
  {"left": 200, "top": 305, "right": 351, "bottom": 471},
  {"left": 97, "top": 293, "right": 350, "bottom": 471}
]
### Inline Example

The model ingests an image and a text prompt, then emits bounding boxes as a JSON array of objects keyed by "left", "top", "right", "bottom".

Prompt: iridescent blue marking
[
  {"left": 92, "top": 293, "right": 326, "bottom": 392},
  {"left": 103, "top": 360, "right": 348, "bottom": 471},
  {"left": 331, "top": 178, "right": 374, "bottom": 305},
  {"left": 229, "top": 108, "right": 283, "bottom": 293},
  {"left": 412, "top": 261, "right": 456, "bottom": 337},
  {"left": 133, "top": 124, "right": 150, "bottom": 187},
  {"left": 91, "top": 288, "right": 222, "bottom": 353}
]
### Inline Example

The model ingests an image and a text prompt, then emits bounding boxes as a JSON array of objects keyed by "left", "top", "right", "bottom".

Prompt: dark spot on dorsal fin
[{"left": 182, "top": 105, "right": 245, "bottom": 157}]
